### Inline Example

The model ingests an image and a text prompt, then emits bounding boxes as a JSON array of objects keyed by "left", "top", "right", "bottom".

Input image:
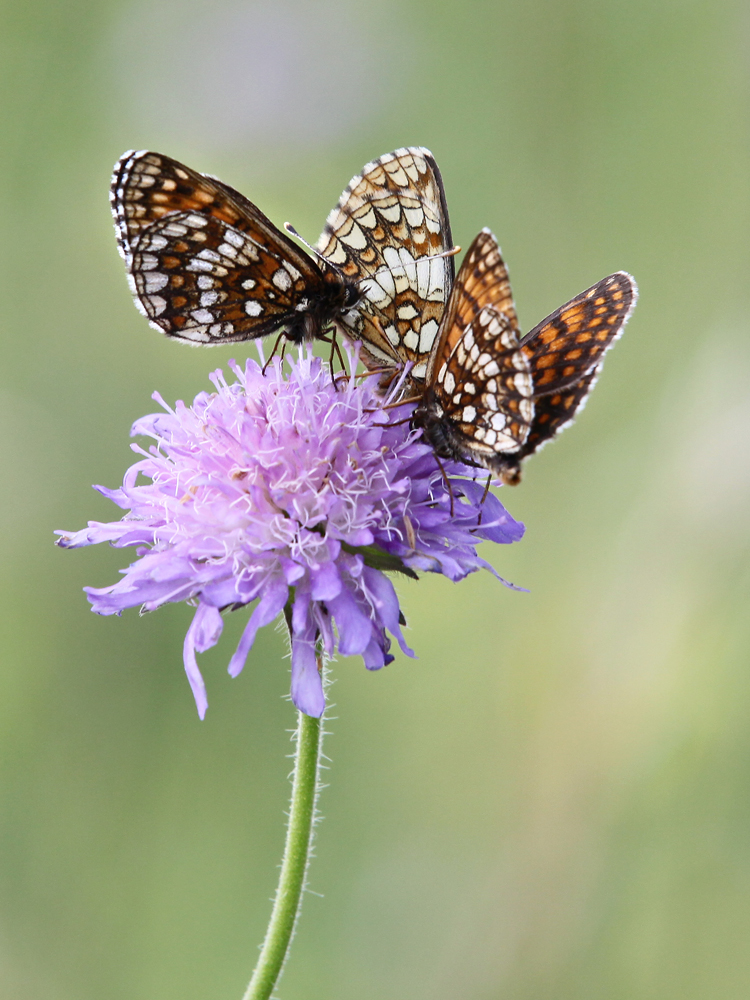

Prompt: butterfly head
[
  {"left": 319, "top": 265, "right": 361, "bottom": 311},
  {"left": 343, "top": 280, "right": 363, "bottom": 311}
]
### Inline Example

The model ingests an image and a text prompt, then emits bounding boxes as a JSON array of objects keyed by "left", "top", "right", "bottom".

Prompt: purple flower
[{"left": 57, "top": 349, "right": 524, "bottom": 718}]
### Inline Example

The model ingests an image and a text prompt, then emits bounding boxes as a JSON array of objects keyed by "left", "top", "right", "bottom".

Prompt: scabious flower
[{"left": 56, "top": 348, "right": 524, "bottom": 717}]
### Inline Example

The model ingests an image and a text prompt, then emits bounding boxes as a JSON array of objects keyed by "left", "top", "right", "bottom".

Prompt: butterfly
[
  {"left": 110, "top": 147, "right": 455, "bottom": 359},
  {"left": 413, "top": 228, "right": 638, "bottom": 484},
  {"left": 315, "top": 151, "right": 455, "bottom": 379}
]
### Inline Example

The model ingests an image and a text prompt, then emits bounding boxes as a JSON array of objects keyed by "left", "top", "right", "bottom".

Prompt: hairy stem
[{"left": 242, "top": 706, "right": 323, "bottom": 1000}]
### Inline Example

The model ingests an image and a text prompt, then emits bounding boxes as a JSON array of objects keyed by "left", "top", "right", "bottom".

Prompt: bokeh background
[{"left": 3, "top": 0, "right": 750, "bottom": 997}]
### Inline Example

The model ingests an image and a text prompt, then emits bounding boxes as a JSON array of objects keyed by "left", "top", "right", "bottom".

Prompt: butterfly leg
[
  {"left": 262, "top": 331, "right": 287, "bottom": 375},
  {"left": 352, "top": 366, "right": 399, "bottom": 380},
  {"left": 383, "top": 414, "right": 416, "bottom": 428},
  {"left": 364, "top": 393, "right": 422, "bottom": 414},
  {"left": 476, "top": 472, "right": 493, "bottom": 527},
  {"left": 316, "top": 330, "right": 348, "bottom": 388},
  {"left": 432, "top": 452, "right": 455, "bottom": 518},
  {"left": 325, "top": 329, "right": 348, "bottom": 389},
  {"left": 332, "top": 329, "right": 348, "bottom": 376}
]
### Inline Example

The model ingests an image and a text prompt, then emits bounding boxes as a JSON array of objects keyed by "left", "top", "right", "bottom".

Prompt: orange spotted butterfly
[{"left": 414, "top": 229, "right": 637, "bottom": 484}]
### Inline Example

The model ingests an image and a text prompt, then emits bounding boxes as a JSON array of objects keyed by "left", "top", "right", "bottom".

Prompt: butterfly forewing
[
  {"left": 113, "top": 151, "right": 307, "bottom": 264},
  {"left": 111, "top": 149, "right": 349, "bottom": 345},
  {"left": 520, "top": 271, "right": 637, "bottom": 395},
  {"left": 316, "top": 147, "right": 455, "bottom": 377},
  {"left": 426, "top": 227, "right": 518, "bottom": 378}
]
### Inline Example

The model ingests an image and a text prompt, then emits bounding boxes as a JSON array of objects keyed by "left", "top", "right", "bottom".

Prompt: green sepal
[{"left": 340, "top": 542, "right": 419, "bottom": 580}]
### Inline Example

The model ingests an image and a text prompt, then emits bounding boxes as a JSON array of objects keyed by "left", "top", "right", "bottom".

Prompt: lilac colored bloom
[{"left": 57, "top": 349, "right": 524, "bottom": 718}]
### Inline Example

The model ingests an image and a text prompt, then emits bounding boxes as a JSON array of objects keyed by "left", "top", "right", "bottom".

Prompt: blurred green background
[{"left": 2, "top": 0, "right": 750, "bottom": 997}]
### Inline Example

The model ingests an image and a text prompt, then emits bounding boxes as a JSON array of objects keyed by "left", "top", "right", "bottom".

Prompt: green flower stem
[{"left": 242, "top": 704, "right": 323, "bottom": 1000}]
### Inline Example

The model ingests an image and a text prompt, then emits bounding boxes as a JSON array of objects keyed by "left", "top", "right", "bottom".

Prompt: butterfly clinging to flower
[
  {"left": 110, "top": 147, "right": 455, "bottom": 359},
  {"left": 413, "top": 228, "right": 638, "bottom": 484}
]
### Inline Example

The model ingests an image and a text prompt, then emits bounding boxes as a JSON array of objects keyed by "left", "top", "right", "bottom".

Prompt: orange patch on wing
[{"left": 213, "top": 208, "right": 239, "bottom": 225}]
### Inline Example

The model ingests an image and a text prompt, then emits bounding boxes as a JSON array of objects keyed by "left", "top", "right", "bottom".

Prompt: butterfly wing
[
  {"left": 425, "top": 228, "right": 519, "bottom": 381},
  {"left": 517, "top": 365, "right": 601, "bottom": 459},
  {"left": 111, "top": 150, "right": 334, "bottom": 343},
  {"left": 421, "top": 240, "right": 637, "bottom": 484},
  {"left": 129, "top": 211, "right": 333, "bottom": 344},
  {"left": 469, "top": 270, "right": 638, "bottom": 477},
  {"left": 428, "top": 303, "right": 534, "bottom": 463},
  {"left": 519, "top": 271, "right": 637, "bottom": 394},
  {"left": 316, "top": 147, "right": 455, "bottom": 377},
  {"left": 418, "top": 229, "right": 532, "bottom": 468},
  {"left": 507, "top": 271, "right": 637, "bottom": 463}
]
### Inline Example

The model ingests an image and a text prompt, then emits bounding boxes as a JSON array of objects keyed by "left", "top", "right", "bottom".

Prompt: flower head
[{"left": 57, "top": 349, "right": 524, "bottom": 717}]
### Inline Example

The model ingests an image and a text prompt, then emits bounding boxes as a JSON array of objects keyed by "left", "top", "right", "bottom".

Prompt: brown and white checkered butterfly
[
  {"left": 414, "top": 228, "right": 638, "bottom": 484},
  {"left": 110, "top": 148, "right": 454, "bottom": 356},
  {"left": 316, "top": 150, "right": 454, "bottom": 378}
]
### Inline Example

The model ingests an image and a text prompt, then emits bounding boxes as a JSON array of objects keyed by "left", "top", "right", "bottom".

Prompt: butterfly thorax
[{"left": 285, "top": 270, "right": 361, "bottom": 343}]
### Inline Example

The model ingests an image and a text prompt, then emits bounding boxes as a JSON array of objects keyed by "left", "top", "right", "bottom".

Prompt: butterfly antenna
[
  {"left": 375, "top": 244, "right": 461, "bottom": 284},
  {"left": 431, "top": 245, "right": 462, "bottom": 261},
  {"left": 284, "top": 222, "right": 347, "bottom": 280},
  {"left": 286, "top": 221, "right": 460, "bottom": 282}
]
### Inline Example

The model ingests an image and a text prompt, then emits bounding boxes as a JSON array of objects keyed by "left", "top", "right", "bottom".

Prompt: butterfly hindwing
[
  {"left": 416, "top": 230, "right": 533, "bottom": 473},
  {"left": 431, "top": 304, "right": 534, "bottom": 459},
  {"left": 316, "top": 147, "right": 455, "bottom": 377}
]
